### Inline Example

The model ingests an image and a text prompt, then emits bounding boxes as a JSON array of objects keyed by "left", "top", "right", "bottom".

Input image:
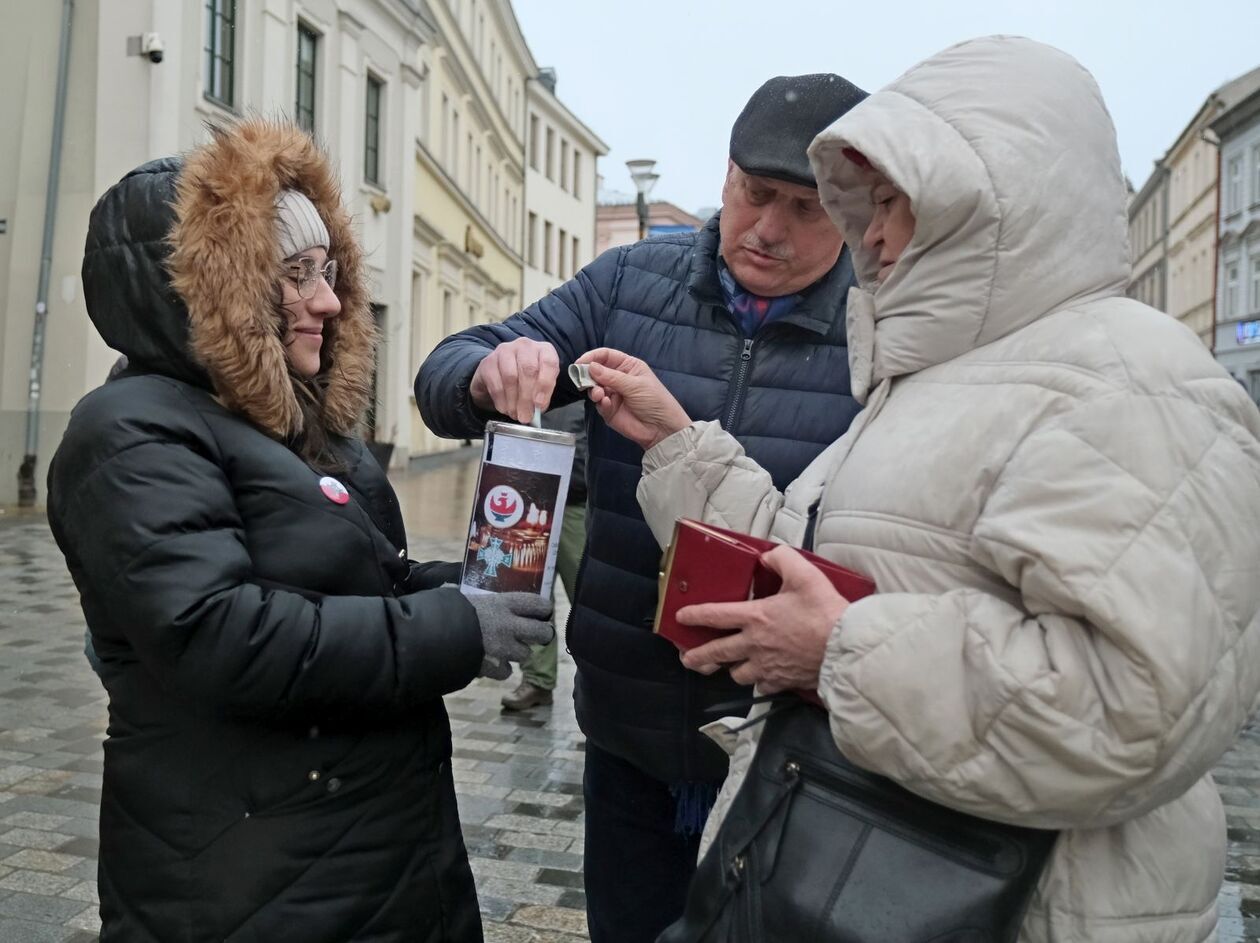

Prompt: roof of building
[
  {"left": 1163, "top": 64, "right": 1260, "bottom": 161},
  {"left": 1129, "top": 63, "right": 1260, "bottom": 219},
  {"left": 527, "top": 70, "right": 609, "bottom": 155},
  {"left": 1211, "top": 77, "right": 1260, "bottom": 141},
  {"left": 1216, "top": 64, "right": 1260, "bottom": 113},
  {"left": 596, "top": 187, "right": 636, "bottom": 205},
  {"left": 596, "top": 200, "right": 704, "bottom": 228}
]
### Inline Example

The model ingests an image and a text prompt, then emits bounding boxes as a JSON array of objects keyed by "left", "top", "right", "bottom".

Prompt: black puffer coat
[
  {"left": 417, "top": 218, "right": 860, "bottom": 785},
  {"left": 48, "top": 123, "right": 484, "bottom": 942}
]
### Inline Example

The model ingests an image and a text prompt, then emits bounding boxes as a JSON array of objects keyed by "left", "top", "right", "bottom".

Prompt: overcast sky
[{"left": 513, "top": 0, "right": 1260, "bottom": 215}]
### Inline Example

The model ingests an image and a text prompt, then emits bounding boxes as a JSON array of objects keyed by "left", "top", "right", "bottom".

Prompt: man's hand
[
  {"left": 469, "top": 338, "right": 561, "bottom": 424},
  {"left": 679, "top": 545, "right": 850, "bottom": 693},
  {"left": 576, "top": 348, "right": 691, "bottom": 451}
]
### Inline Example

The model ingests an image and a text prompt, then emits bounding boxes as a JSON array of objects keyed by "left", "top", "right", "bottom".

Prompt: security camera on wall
[
  {"left": 141, "top": 33, "right": 164, "bottom": 63},
  {"left": 127, "top": 32, "right": 165, "bottom": 64}
]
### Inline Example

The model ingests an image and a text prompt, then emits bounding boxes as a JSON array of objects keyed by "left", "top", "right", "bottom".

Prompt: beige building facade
[
  {"left": 1165, "top": 104, "right": 1224, "bottom": 346},
  {"left": 0, "top": 0, "right": 606, "bottom": 501},
  {"left": 0, "top": 0, "right": 435, "bottom": 503},
  {"left": 406, "top": 0, "right": 532, "bottom": 459},
  {"left": 521, "top": 71, "right": 607, "bottom": 307}
]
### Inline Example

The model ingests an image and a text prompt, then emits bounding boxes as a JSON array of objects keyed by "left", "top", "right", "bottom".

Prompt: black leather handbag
[{"left": 658, "top": 699, "right": 1057, "bottom": 943}]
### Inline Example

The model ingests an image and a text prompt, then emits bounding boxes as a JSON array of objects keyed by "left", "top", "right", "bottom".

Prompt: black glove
[
  {"left": 467, "top": 592, "right": 554, "bottom": 680},
  {"left": 396, "top": 560, "right": 462, "bottom": 594}
]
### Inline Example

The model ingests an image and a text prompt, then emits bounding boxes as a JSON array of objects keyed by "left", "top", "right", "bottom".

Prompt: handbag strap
[{"left": 707, "top": 692, "right": 811, "bottom": 734}]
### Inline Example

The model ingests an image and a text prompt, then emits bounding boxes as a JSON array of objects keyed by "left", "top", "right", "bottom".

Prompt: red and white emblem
[
  {"left": 484, "top": 485, "right": 524, "bottom": 528},
  {"left": 319, "top": 476, "right": 350, "bottom": 505}
]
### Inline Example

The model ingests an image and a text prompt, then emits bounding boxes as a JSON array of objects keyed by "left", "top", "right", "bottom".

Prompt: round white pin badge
[{"left": 319, "top": 476, "right": 350, "bottom": 505}]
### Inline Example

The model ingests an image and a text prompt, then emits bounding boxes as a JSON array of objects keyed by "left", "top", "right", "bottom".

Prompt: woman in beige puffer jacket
[{"left": 584, "top": 36, "right": 1260, "bottom": 943}]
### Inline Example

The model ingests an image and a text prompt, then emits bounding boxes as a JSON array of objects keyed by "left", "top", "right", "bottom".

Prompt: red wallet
[{"left": 653, "top": 519, "right": 876, "bottom": 653}]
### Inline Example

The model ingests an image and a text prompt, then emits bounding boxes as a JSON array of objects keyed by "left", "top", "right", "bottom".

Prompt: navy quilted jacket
[{"left": 416, "top": 215, "right": 861, "bottom": 783}]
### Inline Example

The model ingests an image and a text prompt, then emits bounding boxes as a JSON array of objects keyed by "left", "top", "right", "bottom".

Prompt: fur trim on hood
[{"left": 166, "top": 119, "right": 375, "bottom": 440}]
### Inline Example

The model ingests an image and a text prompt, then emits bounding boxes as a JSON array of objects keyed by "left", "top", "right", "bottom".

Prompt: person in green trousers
[{"left": 502, "top": 401, "right": 587, "bottom": 710}]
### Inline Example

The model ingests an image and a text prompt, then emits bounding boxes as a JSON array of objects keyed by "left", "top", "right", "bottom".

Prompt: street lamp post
[{"left": 625, "top": 159, "right": 659, "bottom": 241}]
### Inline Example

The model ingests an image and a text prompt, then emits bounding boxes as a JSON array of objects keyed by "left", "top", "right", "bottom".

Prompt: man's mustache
[{"left": 741, "top": 236, "right": 791, "bottom": 262}]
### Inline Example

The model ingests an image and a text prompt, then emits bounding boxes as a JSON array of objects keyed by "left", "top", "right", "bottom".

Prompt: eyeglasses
[{"left": 284, "top": 257, "right": 338, "bottom": 300}]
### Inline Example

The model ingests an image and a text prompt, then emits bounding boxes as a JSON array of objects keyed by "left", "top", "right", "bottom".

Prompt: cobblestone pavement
[{"left": 0, "top": 450, "right": 1258, "bottom": 942}]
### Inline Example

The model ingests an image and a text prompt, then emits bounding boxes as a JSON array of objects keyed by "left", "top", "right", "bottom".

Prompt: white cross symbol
[{"left": 477, "top": 537, "right": 514, "bottom": 578}]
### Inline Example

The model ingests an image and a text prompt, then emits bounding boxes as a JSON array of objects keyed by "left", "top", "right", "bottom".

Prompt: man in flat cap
[{"left": 416, "top": 73, "right": 867, "bottom": 942}]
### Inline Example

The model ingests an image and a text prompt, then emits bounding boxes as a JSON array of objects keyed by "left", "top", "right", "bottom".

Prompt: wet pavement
[{"left": 0, "top": 449, "right": 1257, "bottom": 941}]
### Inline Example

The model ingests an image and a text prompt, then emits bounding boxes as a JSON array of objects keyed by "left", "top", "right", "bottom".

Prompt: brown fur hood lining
[{"left": 166, "top": 120, "right": 375, "bottom": 440}]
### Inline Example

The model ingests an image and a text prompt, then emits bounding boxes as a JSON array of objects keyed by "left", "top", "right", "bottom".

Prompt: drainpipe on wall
[
  {"left": 1202, "top": 123, "right": 1222, "bottom": 357},
  {"left": 18, "top": 0, "right": 75, "bottom": 507}
]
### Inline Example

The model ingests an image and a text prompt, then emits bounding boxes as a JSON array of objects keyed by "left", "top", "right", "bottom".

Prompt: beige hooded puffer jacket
[{"left": 637, "top": 37, "right": 1260, "bottom": 943}]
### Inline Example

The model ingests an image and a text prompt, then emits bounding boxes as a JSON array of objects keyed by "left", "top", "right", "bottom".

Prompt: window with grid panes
[
  {"left": 1251, "top": 257, "right": 1260, "bottom": 315},
  {"left": 1227, "top": 157, "right": 1243, "bottom": 214},
  {"left": 204, "top": 0, "right": 236, "bottom": 107},
  {"left": 296, "top": 25, "right": 318, "bottom": 133},
  {"left": 365, "top": 76, "right": 383, "bottom": 186}
]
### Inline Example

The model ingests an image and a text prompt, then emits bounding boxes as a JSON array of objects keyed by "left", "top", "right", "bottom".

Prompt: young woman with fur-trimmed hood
[{"left": 47, "top": 120, "right": 552, "bottom": 942}]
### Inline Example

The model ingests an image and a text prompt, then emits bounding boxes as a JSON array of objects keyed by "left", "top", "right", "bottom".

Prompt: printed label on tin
[
  {"left": 460, "top": 421, "right": 576, "bottom": 598},
  {"left": 462, "top": 463, "right": 563, "bottom": 595}
]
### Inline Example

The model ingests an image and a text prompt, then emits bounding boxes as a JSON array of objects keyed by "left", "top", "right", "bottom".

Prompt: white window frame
[
  {"left": 1251, "top": 255, "right": 1260, "bottom": 315},
  {"left": 1224, "top": 261, "right": 1240, "bottom": 318},
  {"left": 1226, "top": 156, "right": 1243, "bottom": 215},
  {"left": 1252, "top": 143, "right": 1260, "bottom": 208}
]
